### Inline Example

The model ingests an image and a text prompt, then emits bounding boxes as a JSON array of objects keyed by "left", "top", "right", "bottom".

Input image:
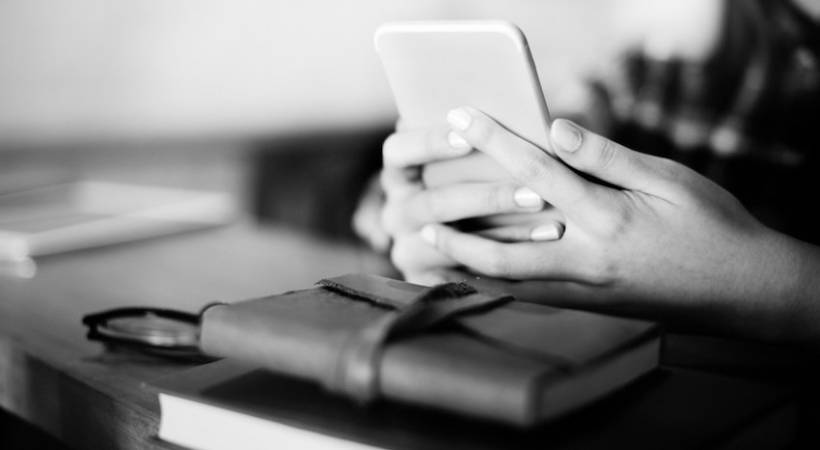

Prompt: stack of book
[{"left": 148, "top": 275, "right": 795, "bottom": 449}]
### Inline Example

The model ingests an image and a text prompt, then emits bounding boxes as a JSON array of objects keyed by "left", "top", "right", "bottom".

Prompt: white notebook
[{"left": 0, "top": 180, "right": 236, "bottom": 261}]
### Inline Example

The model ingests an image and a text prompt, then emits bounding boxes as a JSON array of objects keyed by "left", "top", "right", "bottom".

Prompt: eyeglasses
[{"left": 82, "top": 305, "right": 222, "bottom": 362}]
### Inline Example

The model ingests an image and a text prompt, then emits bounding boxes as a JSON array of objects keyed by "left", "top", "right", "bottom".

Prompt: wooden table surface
[
  {"left": 0, "top": 223, "right": 389, "bottom": 449},
  {"left": 3, "top": 221, "right": 820, "bottom": 449}
]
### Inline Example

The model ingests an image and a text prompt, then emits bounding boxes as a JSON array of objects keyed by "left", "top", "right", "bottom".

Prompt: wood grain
[{"left": 0, "top": 223, "right": 389, "bottom": 449}]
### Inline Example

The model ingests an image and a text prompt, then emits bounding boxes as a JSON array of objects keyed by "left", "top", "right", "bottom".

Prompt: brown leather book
[{"left": 199, "top": 274, "right": 660, "bottom": 426}]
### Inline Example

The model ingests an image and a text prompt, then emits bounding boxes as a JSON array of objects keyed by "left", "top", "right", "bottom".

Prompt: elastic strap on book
[{"left": 321, "top": 281, "right": 512, "bottom": 404}]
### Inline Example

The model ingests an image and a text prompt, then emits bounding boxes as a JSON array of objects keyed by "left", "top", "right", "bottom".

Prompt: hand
[
  {"left": 353, "top": 78, "right": 611, "bottom": 257},
  {"left": 379, "top": 126, "right": 565, "bottom": 285},
  {"left": 421, "top": 107, "right": 820, "bottom": 342}
]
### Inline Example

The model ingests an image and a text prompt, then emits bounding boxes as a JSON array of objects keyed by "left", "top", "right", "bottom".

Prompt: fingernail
[
  {"left": 551, "top": 119, "right": 582, "bottom": 152},
  {"left": 447, "top": 131, "right": 471, "bottom": 153},
  {"left": 420, "top": 224, "right": 437, "bottom": 245},
  {"left": 513, "top": 187, "right": 543, "bottom": 209},
  {"left": 447, "top": 108, "right": 472, "bottom": 131},
  {"left": 530, "top": 223, "right": 564, "bottom": 241}
]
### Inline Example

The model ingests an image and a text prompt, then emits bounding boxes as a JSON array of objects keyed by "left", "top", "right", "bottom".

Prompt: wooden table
[
  {"left": 0, "top": 223, "right": 389, "bottom": 449},
  {"left": 1, "top": 221, "right": 818, "bottom": 449}
]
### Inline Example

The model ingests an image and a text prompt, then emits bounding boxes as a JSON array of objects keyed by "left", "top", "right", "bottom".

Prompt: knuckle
[
  {"left": 654, "top": 157, "right": 680, "bottom": 179},
  {"left": 380, "top": 204, "right": 401, "bottom": 235},
  {"left": 382, "top": 168, "right": 422, "bottom": 197},
  {"left": 650, "top": 157, "right": 702, "bottom": 198},
  {"left": 666, "top": 163, "right": 701, "bottom": 196},
  {"left": 379, "top": 170, "right": 397, "bottom": 192},
  {"left": 390, "top": 237, "right": 420, "bottom": 272},
  {"left": 382, "top": 134, "right": 400, "bottom": 165},
  {"left": 582, "top": 248, "right": 619, "bottom": 285},
  {"left": 654, "top": 157, "right": 688, "bottom": 186},
  {"left": 512, "top": 156, "right": 550, "bottom": 184},
  {"left": 610, "top": 204, "right": 634, "bottom": 232},
  {"left": 597, "top": 202, "right": 635, "bottom": 239},
  {"left": 381, "top": 201, "right": 414, "bottom": 236},
  {"left": 485, "top": 184, "right": 514, "bottom": 213},
  {"left": 594, "top": 138, "right": 619, "bottom": 171}
]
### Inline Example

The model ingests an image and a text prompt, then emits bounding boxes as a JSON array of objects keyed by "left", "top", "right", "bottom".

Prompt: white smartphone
[{"left": 375, "top": 20, "right": 552, "bottom": 152}]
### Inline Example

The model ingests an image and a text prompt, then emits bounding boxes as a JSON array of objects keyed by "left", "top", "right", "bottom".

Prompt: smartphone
[{"left": 375, "top": 20, "right": 552, "bottom": 152}]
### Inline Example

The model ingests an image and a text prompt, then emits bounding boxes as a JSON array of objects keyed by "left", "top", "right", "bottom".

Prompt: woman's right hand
[{"left": 418, "top": 108, "right": 820, "bottom": 343}]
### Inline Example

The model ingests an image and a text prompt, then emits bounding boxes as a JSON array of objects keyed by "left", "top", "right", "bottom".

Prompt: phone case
[{"left": 375, "top": 20, "right": 552, "bottom": 151}]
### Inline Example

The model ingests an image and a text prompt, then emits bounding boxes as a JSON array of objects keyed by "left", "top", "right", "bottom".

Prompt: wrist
[
  {"left": 771, "top": 231, "right": 820, "bottom": 344},
  {"left": 740, "top": 227, "right": 820, "bottom": 343}
]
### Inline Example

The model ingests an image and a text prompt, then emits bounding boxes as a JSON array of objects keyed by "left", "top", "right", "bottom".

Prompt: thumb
[{"left": 549, "top": 119, "right": 684, "bottom": 198}]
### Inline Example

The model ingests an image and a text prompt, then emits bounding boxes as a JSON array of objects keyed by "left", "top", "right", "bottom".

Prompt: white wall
[{"left": 0, "top": 1, "right": 614, "bottom": 143}]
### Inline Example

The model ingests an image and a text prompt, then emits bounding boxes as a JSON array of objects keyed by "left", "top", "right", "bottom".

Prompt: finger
[
  {"left": 445, "top": 207, "right": 563, "bottom": 237},
  {"left": 549, "top": 118, "right": 690, "bottom": 200},
  {"left": 351, "top": 177, "right": 391, "bottom": 252},
  {"left": 394, "top": 182, "right": 546, "bottom": 230},
  {"left": 353, "top": 211, "right": 392, "bottom": 252},
  {"left": 383, "top": 129, "right": 472, "bottom": 168},
  {"left": 422, "top": 152, "right": 512, "bottom": 188},
  {"left": 477, "top": 222, "right": 565, "bottom": 243},
  {"left": 447, "top": 107, "right": 611, "bottom": 224},
  {"left": 380, "top": 169, "right": 424, "bottom": 236},
  {"left": 475, "top": 208, "right": 564, "bottom": 229},
  {"left": 403, "top": 271, "right": 449, "bottom": 287},
  {"left": 395, "top": 116, "right": 408, "bottom": 132},
  {"left": 420, "top": 223, "right": 580, "bottom": 280},
  {"left": 390, "top": 233, "right": 457, "bottom": 277},
  {"left": 380, "top": 167, "right": 422, "bottom": 198}
]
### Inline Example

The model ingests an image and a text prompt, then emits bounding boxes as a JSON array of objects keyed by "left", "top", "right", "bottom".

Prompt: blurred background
[
  {"left": 0, "top": 1, "right": 616, "bottom": 142},
  {"left": 0, "top": 1, "right": 619, "bottom": 241},
  {"left": 0, "top": 5, "right": 617, "bottom": 443},
  {"left": 1, "top": 0, "right": 818, "bottom": 243},
  {"left": 3, "top": 2, "right": 820, "bottom": 446}
]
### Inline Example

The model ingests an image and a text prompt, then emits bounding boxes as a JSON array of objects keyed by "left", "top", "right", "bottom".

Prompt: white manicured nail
[
  {"left": 447, "top": 108, "right": 472, "bottom": 131},
  {"left": 420, "top": 225, "right": 437, "bottom": 245},
  {"left": 530, "top": 223, "right": 564, "bottom": 241},
  {"left": 513, "top": 187, "right": 543, "bottom": 209},
  {"left": 447, "top": 131, "right": 471, "bottom": 152}
]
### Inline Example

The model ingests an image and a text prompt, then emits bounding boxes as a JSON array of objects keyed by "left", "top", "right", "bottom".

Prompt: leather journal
[{"left": 199, "top": 274, "right": 660, "bottom": 426}]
